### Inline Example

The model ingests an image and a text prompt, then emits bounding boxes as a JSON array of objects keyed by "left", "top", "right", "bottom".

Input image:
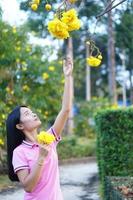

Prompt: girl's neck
[{"left": 24, "top": 129, "right": 38, "bottom": 143}]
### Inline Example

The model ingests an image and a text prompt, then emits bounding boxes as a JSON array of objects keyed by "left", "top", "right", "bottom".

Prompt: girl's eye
[
  {"left": 25, "top": 112, "right": 30, "bottom": 116},
  {"left": 25, "top": 110, "right": 33, "bottom": 116}
]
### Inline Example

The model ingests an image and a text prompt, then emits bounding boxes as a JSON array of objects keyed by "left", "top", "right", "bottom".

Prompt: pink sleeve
[
  {"left": 12, "top": 149, "right": 29, "bottom": 174},
  {"left": 47, "top": 126, "right": 62, "bottom": 145}
]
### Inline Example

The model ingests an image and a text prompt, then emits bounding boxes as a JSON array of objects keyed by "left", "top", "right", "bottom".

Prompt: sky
[
  {"left": 0, "top": 0, "right": 61, "bottom": 60},
  {"left": 0, "top": 0, "right": 28, "bottom": 26}
]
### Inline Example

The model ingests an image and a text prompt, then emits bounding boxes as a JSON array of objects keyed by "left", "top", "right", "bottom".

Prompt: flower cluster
[
  {"left": 111, "top": 103, "right": 119, "bottom": 110},
  {"left": 48, "top": 9, "right": 81, "bottom": 39},
  {"left": 6, "top": 87, "right": 14, "bottom": 95},
  {"left": 42, "top": 72, "right": 49, "bottom": 80},
  {"left": 22, "top": 85, "right": 30, "bottom": 92},
  {"left": 61, "top": 9, "right": 81, "bottom": 31},
  {"left": 48, "top": 66, "right": 55, "bottom": 71},
  {"left": 37, "top": 131, "right": 55, "bottom": 145},
  {"left": 87, "top": 55, "right": 102, "bottom": 67},
  {"left": 48, "top": 18, "right": 69, "bottom": 39},
  {"left": 86, "top": 40, "right": 103, "bottom": 67}
]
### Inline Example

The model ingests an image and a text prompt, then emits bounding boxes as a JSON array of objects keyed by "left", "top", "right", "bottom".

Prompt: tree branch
[
  {"left": 96, "top": 0, "right": 127, "bottom": 19},
  {"left": 104, "top": 0, "right": 117, "bottom": 12},
  {"left": 57, "top": 0, "right": 67, "bottom": 11}
]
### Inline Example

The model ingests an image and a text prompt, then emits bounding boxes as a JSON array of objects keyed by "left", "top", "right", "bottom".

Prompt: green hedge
[
  {"left": 95, "top": 108, "right": 133, "bottom": 199},
  {"left": 105, "top": 176, "right": 133, "bottom": 200}
]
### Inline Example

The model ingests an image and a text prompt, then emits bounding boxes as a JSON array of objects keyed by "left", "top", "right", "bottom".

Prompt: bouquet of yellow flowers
[{"left": 37, "top": 131, "right": 55, "bottom": 145}]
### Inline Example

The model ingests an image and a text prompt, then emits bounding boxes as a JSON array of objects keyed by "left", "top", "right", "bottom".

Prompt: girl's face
[{"left": 19, "top": 107, "right": 41, "bottom": 131}]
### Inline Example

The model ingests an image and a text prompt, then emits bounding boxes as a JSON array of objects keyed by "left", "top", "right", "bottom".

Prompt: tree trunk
[
  {"left": 86, "top": 43, "right": 91, "bottom": 101},
  {"left": 107, "top": 1, "right": 117, "bottom": 104},
  {"left": 129, "top": 69, "right": 133, "bottom": 104},
  {"left": 64, "top": 37, "right": 74, "bottom": 135}
]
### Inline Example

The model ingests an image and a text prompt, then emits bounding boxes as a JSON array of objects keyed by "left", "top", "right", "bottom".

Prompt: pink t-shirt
[{"left": 12, "top": 127, "right": 64, "bottom": 200}]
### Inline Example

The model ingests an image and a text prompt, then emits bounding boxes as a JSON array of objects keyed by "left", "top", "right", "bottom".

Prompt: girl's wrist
[
  {"left": 37, "top": 156, "right": 45, "bottom": 166},
  {"left": 38, "top": 160, "right": 44, "bottom": 166}
]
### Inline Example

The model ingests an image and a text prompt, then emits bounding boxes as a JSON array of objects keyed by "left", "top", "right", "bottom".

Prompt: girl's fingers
[
  {"left": 39, "top": 143, "right": 50, "bottom": 149},
  {"left": 44, "top": 144, "right": 51, "bottom": 150}
]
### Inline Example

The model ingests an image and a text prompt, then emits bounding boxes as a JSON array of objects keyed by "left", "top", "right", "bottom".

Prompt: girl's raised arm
[{"left": 52, "top": 56, "right": 73, "bottom": 136}]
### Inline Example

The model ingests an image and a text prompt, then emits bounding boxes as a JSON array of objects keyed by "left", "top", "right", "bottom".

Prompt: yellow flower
[
  {"left": 111, "top": 103, "right": 119, "bottom": 109},
  {"left": 69, "top": 0, "right": 77, "bottom": 3},
  {"left": 22, "top": 85, "right": 30, "bottom": 92},
  {"left": 31, "top": 3, "right": 38, "bottom": 11},
  {"left": 42, "top": 73, "right": 49, "bottom": 80},
  {"left": 61, "top": 9, "right": 81, "bottom": 31},
  {"left": 98, "top": 54, "right": 102, "bottom": 60},
  {"left": 37, "top": 109, "right": 42, "bottom": 113},
  {"left": 22, "top": 61, "right": 26, "bottom": 65},
  {"left": 16, "top": 58, "right": 20, "bottom": 63},
  {"left": 33, "top": 0, "right": 40, "bottom": 5},
  {"left": 0, "top": 138, "right": 4, "bottom": 146},
  {"left": 12, "top": 26, "right": 17, "bottom": 34},
  {"left": 45, "top": 4, "right": 52, "bottom": 11},
  {"left": 58, "top": 60, "right": 63, "bottom": 65},
  {"left": 26, "top": 46, "right": 31, "bottom": 52},
  {"left": 1, "top": 54, "right": 5, "bottom": 58},
  {"left": 44, "top": 111, "right": 49, "bottom": 115},
  {"left": 6, "top": 87, "right": 14, "bottom": 94},
  {"left": 48, "top": 66, "right": 55, "bottom": 71},
  {"left": 8, "top": 101, "right": 13, "bottom": 105},
  {"left": 44, "top": 115, "right": 47, "bottom": 119},
  {"left": 16, "top": 41, "right": 21, "bottom": 45},
  {"left": 22, "top": 66, "right": 27, "bottom": 71},
  {"left": 37, "top": 131, "right": 55, "bottom": 145},
  {"left": 61, "top": 79, "right": 65, "bottom": 84},
  {"left": 87, "top": 56, "right": 101, "bottom": 67},
  {"left": 6, "top": 87, "right": 10, "bottom": 93},
  {"left": 2, "top": 114, "right": 6, "bottom": 119},
  {"left": 15, "top": 46, "right": 21, "bottom": 51},
  {"left": 10, "top": 90, "right": 14, "bottom": 95},
  {"left": 48, "top": 18, "right": 69, "bottom": 39}
]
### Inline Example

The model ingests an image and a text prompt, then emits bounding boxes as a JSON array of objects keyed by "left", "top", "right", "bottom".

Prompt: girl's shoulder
[{"left": 13, "top": 143, "right": 25, "bottom": 154}]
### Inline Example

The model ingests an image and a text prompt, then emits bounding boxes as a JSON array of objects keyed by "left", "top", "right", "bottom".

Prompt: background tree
[{"left": 115, "top": 2, "right": 133, "bottom": 103}]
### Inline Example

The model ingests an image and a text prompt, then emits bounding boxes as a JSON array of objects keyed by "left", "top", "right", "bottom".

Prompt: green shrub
[
  {"left": 95, "top": 108, "right": 133, "bottom": 200},
  {"left": 57, "top": 135, "right": 96, "bottom": 160},
  {"left": 74, "top": 98, "right": 110, "bottom": 139}
]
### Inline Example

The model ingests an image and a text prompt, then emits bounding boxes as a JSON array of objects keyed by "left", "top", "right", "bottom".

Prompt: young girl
[{"left": 6, "top": 56, "right": 73, "bottom": 200}]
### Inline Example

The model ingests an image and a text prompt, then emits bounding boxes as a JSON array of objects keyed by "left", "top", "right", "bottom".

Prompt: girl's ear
[{"left": 16, "top": 124, "right": 24, "bottom": 130}]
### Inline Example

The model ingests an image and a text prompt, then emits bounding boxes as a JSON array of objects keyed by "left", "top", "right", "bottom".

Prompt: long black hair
[{"left": 6, "top": 105, "right": 27, "bottom": 182}]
